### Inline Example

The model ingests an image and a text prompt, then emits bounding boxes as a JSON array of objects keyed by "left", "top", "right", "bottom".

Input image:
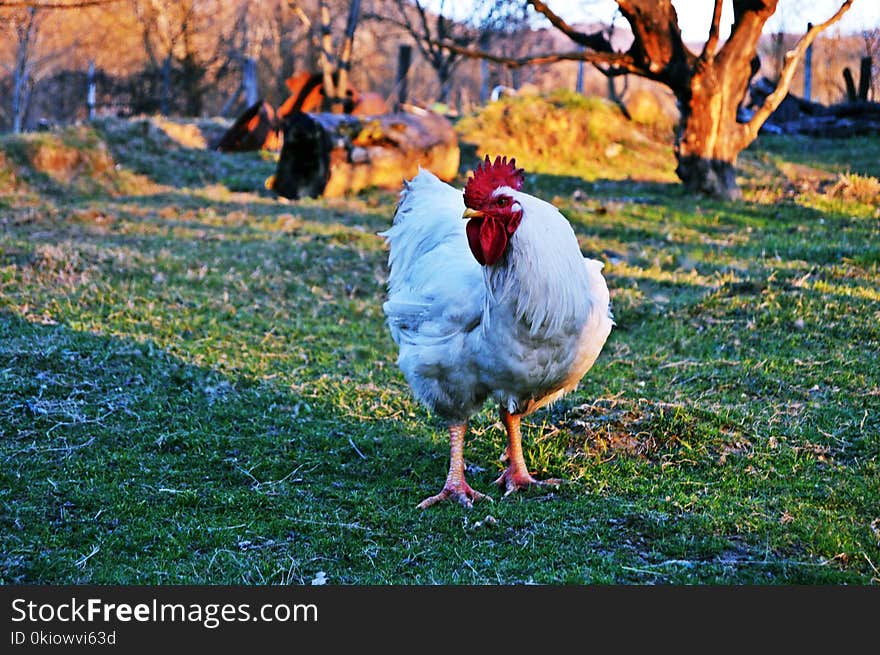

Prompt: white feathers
[
  {"left": 485, "top": 187, "right": 595, "bottom": 338},
  {"left": 379, "top": 168, "right": 613, "bottom": 421}
]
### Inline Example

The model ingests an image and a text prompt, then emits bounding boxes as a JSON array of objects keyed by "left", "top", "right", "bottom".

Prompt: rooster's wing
[{"left": 379, "top": 169, "right": 487, "bottom": 420}]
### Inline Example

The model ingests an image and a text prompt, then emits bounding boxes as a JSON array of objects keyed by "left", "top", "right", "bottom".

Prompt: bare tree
[
  {"left": 2, "top": 3, "right": 89, "bottom": 131},
  {"left": 435, "top": 0, "right": 855, "bottom": 199},
  {"left": 0, "top": 0, "right": 132, "bottom": 131},
  {"left": 368, "top": 0, "right": 529, "bottom": 104},
  {"left": 286, "top": 0, "right": 365, "bottom": 112},
  {"left": 7, "top": 7, "right": 41, "bottom": 132},
  {"left": 367, "top": 0, "right": 468, "bottom": 103},
  {"left": 131, "top": 0, "right": 236, "bottom": 116},
  {"left": 218, "top": 1, "right": 282, "bottom": 115}
]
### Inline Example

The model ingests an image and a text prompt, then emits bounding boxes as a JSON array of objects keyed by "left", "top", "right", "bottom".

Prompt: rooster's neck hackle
[{"left": 483, "top": 190, "right": 593, "bottom": 338}]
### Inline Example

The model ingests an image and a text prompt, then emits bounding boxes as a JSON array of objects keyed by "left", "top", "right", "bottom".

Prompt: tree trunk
[
  {"left": 12, "top": 66, "right": 30, "bottom": 134},
  {"left": 671, "top": 6, "right": 769, "bottom": 201},
  {"left": 12, "top": 7, "right": 39, "bottom": 134},
  {"left": 675, "top": 153, "right": 740, "bottom": 200},
  {"left": 675, "top": 95, "right": 743, "bottom": 200},
  {"left": 673, "top": 63, "right": 749, "bottom": 200},
  {"left": 242, "top": 57, "right": 259, "bottom": 107},
  {"left": 437, "top": 64, "right": 453, "bottom": 104},
  {"left": 181, "top": 54, "right": 205, "bottom": 116},
  {"left": 318, "top": 0, "right": 337, "bottom": 111}
]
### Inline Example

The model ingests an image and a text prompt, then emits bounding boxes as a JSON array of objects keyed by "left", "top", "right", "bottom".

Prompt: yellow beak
[{"left": 462, "top": 208, "right": 484, "bottom": 219}]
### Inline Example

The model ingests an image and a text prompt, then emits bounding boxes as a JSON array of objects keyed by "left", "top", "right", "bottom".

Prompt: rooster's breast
[{"left": 475, "top": 257, "right": 613, "bottom": 416}]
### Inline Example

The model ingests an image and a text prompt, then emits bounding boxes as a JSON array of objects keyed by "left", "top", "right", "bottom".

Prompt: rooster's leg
[
  {"left": 494, "top": 408, "right": 561, "bottom": 496},
  {"left": 418, "top": 422, "right": 490, "bottom": 509}
]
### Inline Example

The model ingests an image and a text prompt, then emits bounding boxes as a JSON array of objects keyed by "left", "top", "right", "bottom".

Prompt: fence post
[
  {"left": 242, "top": 57, "right": 258, "bottom": 107},
  {"left": 87, "top": 60, "right": 96, "bottom": 120},
  {"left": 161, "top": 56, "right": 171, "bottom": 115},
  {"left": 576, "top": 46, "right": 585, "bottom": 94},
  {"left": 396, "top": 44, "right": 411, "bottom": 110},
  {"left": 479, "top": 32, "right": 490, "bottom": 104},
  {"left": 803, "top": 22, "right": 813, "bottom": 101},
  {"left": 858, "top": 56, "right": 872, "bottom": 101},
  {"left": 843, "top": 67, "right": 857, "bottom": 102}
]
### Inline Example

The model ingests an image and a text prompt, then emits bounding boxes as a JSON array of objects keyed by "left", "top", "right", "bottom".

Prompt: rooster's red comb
[{"left": 464, "top": 155, "right": 525, "bottom": 209}]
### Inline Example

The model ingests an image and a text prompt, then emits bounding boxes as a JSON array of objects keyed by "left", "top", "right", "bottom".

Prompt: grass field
[{"left": 1, "top": 105, "right": 878, "bottom": 584}]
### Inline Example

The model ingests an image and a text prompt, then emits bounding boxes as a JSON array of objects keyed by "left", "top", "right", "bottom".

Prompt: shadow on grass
[
  {"left": 0, "top": 310, "right": 440, "bottom": 584},
  {"left": 747, "top": 134, "right": 880, "bottom": 179}
]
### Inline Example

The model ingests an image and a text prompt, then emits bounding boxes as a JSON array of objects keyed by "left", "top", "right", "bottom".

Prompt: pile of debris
[
  {"left": 747, "top": 76, "right": 880, "bottom": 138},
  {"left": 212, "top": 71, "right": 459, "bottom": 200},
  {"left": 267, "top": 105, "right": 459, "bottom": 200},
  {"left": 212, "top": 71, "right": 390, "bottom": 153}
]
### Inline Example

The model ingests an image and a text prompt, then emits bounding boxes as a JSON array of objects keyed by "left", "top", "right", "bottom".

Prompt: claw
[
  {"left": 418, "top": 482, "right": 492, "bottom": 509},
  {"left": 494, "top": 468, "right": 561, "bottom": 497}
]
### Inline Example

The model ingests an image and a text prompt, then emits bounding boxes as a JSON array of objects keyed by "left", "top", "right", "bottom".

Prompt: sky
[
  {"left": 427, "top": 0, "right": 880, "bottom": 42},
  {"left": 541, "top": 0, "right": 880, "bottom": 42}
]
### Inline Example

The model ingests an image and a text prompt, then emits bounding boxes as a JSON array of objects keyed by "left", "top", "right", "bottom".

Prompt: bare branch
[
  {"left": 743, "top": 0, "right": 854, "bottom": 143},
  {"left": 527, "top": 0, "right": 614, "bottom": 52},
  {"left": 362, "top": 11, "right": 413, "bottom": 34},
  {"left": 717, "top": 0, "right": 778, "bottom": 72},
  {"left": 0, "top": 0, "right": 122, "bottom": 7},
  {"left": 702, "top": 0, "right": 724, "bottom": 60},
  {"left": 413, "top": 0, "right": 434, "bottom": 53},
  {"left": 319, "top": 0, "right": 336, "bottom": 98},
  {"left": 365, "top": 9, "right": 447, "bottom": 66},
  {"left": 432, "top": 38, "right": 644, "bottom": 76},
  {"left": 615, "top": 0, "right": 695, "bottom": 86},
  {"left": 409, "top": 0, "right": 659, "bottom": 79},
  {"left": 287, "top": 1, "right": 311, "bottom": 31}
]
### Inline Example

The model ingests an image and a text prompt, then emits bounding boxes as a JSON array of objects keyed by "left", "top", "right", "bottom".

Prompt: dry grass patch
[
  {"left": 824, "top": 172, "right": 880, "bottom": 205},
  {"left": 456, "top": 91, "right": 677, "bottom": 183}
]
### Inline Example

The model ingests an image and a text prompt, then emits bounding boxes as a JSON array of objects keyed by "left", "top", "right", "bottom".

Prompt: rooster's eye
[{"left": 496, "top": 197, "right": 508, "bottom": 207}]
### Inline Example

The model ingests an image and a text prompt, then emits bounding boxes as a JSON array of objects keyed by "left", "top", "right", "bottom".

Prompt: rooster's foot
[
  {"left": 494, "top": 468, "right": 561, "bottom": 497},
  {"left": 417, "top": 481, "right": 491, "bottom": 509}
]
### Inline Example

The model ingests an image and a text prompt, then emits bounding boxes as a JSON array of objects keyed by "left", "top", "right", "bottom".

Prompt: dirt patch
[
  {"left": 0, "top": 124, "right": 165, "bottom": 197},
  {"left": 566, "top": 398, "right": 677, "bottom": 457},
  {"left": 0, "top": 151, "right": 19, "bottom": 193},
  {"left": 31, "top": 142, "right": 82, "bottom": 179},
  {"left": 30, "top": 126, "right": 116, "bottom": 183},
  {"left": 564, "top": 397, "right": 750, "bottom": 463}
]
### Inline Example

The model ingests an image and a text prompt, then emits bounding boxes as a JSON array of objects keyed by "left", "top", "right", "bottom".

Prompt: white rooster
[{"left": 380, "top": 156, "right": 613, "bottom": 509}]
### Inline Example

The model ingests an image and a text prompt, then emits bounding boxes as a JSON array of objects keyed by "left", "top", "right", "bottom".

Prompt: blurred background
[{"left": 1, "top": 0, "right": 877, "bottom": 133}]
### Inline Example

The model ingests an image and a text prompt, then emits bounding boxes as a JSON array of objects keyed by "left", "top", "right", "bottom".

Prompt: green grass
[{"left": 1, "top": 118, "right": 878, "bottom": 585}]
